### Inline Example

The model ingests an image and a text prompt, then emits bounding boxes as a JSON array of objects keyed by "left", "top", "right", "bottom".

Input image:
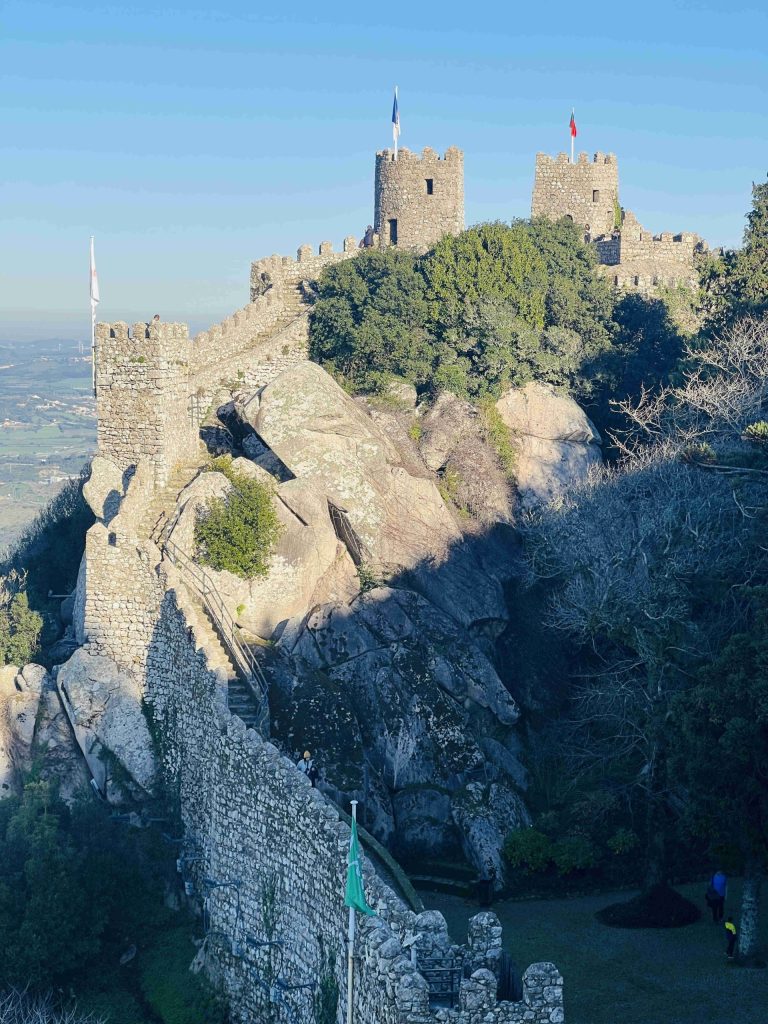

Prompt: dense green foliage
[
  {"left": 700, "top": 176, "right": 768, "bottom": 329},
  {"left": 310, "top": 219, "right": 622, "bottom": 400},
  {"left": 0, "top": 781, "right": 225, "bottom": 1022},
  {"left": 195, "top": 456, "right": 283, "bottom": 580},
  {"left": 672, "top": 589, "right": 768, "bottom": 865},
  {"left": 0, "top": 589, "right": 43, "bottom": 667}
]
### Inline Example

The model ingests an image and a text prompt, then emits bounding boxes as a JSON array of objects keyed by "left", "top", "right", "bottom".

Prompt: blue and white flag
[{"left": 392, "top": 87, "right": 400, "bottom": 149}]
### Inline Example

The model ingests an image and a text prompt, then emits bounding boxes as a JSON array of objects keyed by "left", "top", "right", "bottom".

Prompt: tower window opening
[
  {"left": 633, "top": 275, "right": 640, "bottom": 286},
  {"left": 388, "top": 219, "right": 398, "bottom": 245},
  {"left": 592, "top": 189, "right": 600, "bottom": 203},
  {"left": 425, "top": 178, "right": 434, "bottom": 195},
  {"left": 564, "top": 214, "right": 573, "bottom": 223}
]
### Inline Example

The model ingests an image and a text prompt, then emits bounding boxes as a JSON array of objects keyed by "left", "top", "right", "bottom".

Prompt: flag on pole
[
  {"left": 344, "top": 817, "right": 375, "bottom": 916},
  {"left": 90, "top": 236, "right": 100, "bottom": 310},
  {"left": 569, "top": 110, "right": 577, "bottom": 138},
  {"left": 89, "top": 236, "right": 99, "bottom": 393},
  {"left": 392, "top": 87, "right": 400, "bottom": 157}
]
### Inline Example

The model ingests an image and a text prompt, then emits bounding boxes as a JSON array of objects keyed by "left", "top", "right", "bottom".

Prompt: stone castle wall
[
  {"left": 375, "top": 147, "right": 464, "bottom": 250},
  {"left": 531, "top": 152, "right": 619, "bottom": 235},
  {"left": 531, "top": 151, "right": 706, "bottom": 295},
  {"left": 250, "top": 237, "right": 361, "bottom": 302},
  {"left": 593, "top": 210, "right": 706, "bottom": 292},
  {"left": 75, "top": 465, "right": 564, "bottom": 1024}
]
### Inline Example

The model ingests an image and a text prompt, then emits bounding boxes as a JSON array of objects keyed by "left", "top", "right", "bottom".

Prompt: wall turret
[{"left": 374, "top": 145, "right": 464, "bottom": 250}]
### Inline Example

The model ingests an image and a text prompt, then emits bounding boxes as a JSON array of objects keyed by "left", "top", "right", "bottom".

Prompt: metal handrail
[{"left": 162, "top": 537, "right": 269, "bottom": 726}]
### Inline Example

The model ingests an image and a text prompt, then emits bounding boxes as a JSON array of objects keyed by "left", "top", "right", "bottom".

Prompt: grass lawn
[{"left": 420, "top": 880, "right": 767, "bottom": 1024}]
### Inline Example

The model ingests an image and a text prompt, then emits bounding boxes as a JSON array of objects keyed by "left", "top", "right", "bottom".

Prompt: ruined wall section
[
  {"left": 375, "top": 147, "right": 464, "bottom": 250},
  {"left": 95, "top": 322, "right": 197, "bottom": 487},
  {"left": 532, "top": 152, "right": 619, "bottom": 235}
]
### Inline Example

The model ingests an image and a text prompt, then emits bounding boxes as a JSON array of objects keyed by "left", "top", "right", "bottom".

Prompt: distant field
[
  {"left": 0, "top": 340, "right": 95, "bottom": 553},
  {"left": 421, "top": 881, "right": 767, "bottom": 1024}
]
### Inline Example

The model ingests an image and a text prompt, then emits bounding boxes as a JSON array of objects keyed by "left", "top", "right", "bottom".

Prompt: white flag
[{"left": 90, "top": 236, "right": 100, "bottom": 308}]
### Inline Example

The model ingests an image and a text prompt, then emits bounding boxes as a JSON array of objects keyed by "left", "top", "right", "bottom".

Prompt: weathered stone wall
[
  {"left": 94, "top": 322, "right": 197, "bottom": 487},
  {"left": 250, "top": 237, "right": 361, "bottom": 303},
  {"left": 593, "top": 209, "right": 706, "bottom": 292},
  {"left": 144, "top": 577, "right": 564, "bottom": 1024},
  {"left": 531, "top": 151, "right": 619, "bottom": 235},
  {"left": 375, "top": 147, "right": 464, "bottom": 250}
]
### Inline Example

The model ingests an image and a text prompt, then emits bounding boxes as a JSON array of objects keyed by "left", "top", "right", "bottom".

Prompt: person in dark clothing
[
  {"left": 707, "top": 870, "right": 727, "bottom": 923},
  {"left": 725, "top": 917, "right": 737, "bottom": 959},
  {"left": 359, "top": 225, "right": 375, "bottom": 248}
]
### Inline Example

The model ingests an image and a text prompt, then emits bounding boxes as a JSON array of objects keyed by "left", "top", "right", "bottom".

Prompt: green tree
[
  {"left": 309, "top": 248, "right": 434, "bottom": 392},
  {"left": 194, "top": 457, "right": 284, "bottom": 580},
  {"left": 421, "top": 221, "right": 547, "bottom": 333},
  {"left": 701, "top": 176, "right": 768, "bottom": 329},
  {"left": 672, "top": 591, "right": 768, "bottom": 963},
  {"left": 0, "top": 589, "right": 43, "bottom": 667}
]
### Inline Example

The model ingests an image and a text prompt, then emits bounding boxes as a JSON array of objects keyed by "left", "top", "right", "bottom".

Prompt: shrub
[
  {"left": 478, "top": 398, "right": 517, "bottom": 477},
  {"left": 744, "top": 420, "right": 768, "bottom": 443},
  {"left": 551, "top": 835, "right": 598, "bottom": 875},
  {"left": 502, "top": 828, "right": 553, "bottom": 873},
  {"left": 194, "top": 458, "right": 283, "bottom": 580},
  {"left": 0, "top": 587, "right": 43, "bottom": 667},
  {"left": 607, "top": 827, "right": 640, "bottom": 856}
]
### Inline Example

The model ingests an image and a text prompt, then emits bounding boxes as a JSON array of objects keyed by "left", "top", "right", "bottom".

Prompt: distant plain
[{"left": 0, "top": 338, "right": 95, "bottom": 554}]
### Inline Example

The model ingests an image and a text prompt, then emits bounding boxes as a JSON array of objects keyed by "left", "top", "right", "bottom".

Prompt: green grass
[{"left": 421, "top": 880, "right": 768, "bottom": 1024}]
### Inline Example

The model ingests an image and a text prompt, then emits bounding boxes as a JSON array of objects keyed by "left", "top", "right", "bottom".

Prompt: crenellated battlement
[
  {"left": 535, "top": 150, "right": 617, "bottom": 166},
  {"left": 250, "top": 237, "right": 361, "bottom": 302},
  {"left": 375, "top": 145, "right": 463, "bottom": 163}
]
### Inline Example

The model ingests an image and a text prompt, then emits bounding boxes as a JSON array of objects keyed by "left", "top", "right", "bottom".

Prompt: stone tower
[
  {"left": 531, "top": 151, "right": 619, "bottom": 235},
  {"left": 374, "top": 145, "right": 464, "bottom": 250}
]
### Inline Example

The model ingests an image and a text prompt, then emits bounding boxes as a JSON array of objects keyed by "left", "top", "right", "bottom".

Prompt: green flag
[{"left": 344, "top": 818, "right": 375, "bottom": 916}]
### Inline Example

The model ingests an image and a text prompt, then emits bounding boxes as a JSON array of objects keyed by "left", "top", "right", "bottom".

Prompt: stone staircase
[
  {"left": 179, "top": 584, "right": 266, "bottom": 731},
  {"left": 140, "top": 463, "right": 269, "bottom": 733},
  {"left": 143, "top": 461, "right": 202, "bottom": 543}
]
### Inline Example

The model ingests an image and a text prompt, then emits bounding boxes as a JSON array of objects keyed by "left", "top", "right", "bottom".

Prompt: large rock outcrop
[
  {"left": 240, "top": 362, "right": 461, "bottom": 571},
  {"left": 57, "top": 648, "right": 157, "bottom": 800},
  {"left": 496, "top": 382, "right": 602, "bottom": 507},
  {"left": 234, "top": 363, "right": 510, "bottom": 632},
  {"left": 166, "top": 467, "right": 357, "bottom": 637},
  {"left": 272, "top": 586, "right": 528, "bottom": 875},
  {"left": 0, "top": 663, "right": 89, "bottom": 801}
]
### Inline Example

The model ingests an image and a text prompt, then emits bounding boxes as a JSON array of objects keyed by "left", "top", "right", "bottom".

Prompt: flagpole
[
  {"left": 346, "top": 799, "right": 358, "bottom": 1024},
  {"left": 570, "top": 110, "right": 574, "bottom": 164}
]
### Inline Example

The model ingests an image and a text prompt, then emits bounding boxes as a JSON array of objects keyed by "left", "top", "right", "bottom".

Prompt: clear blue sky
[{"left": 2, "top": 0, "right": 767, "bottom": 340}]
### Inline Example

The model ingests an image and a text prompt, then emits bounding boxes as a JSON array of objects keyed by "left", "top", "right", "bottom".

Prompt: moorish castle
[{"left": 57, "top": 140, "right": 705, "bottom": 1024}]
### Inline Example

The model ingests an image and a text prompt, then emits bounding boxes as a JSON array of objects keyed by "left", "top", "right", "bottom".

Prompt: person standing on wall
[{"left": 297, "top": 749, "right": 319, "bottom": 787}]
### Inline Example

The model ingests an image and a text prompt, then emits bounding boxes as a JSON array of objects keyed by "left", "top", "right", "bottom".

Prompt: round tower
[{"left": 374, "top": 146, "right": 464, "bottom": 250}]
